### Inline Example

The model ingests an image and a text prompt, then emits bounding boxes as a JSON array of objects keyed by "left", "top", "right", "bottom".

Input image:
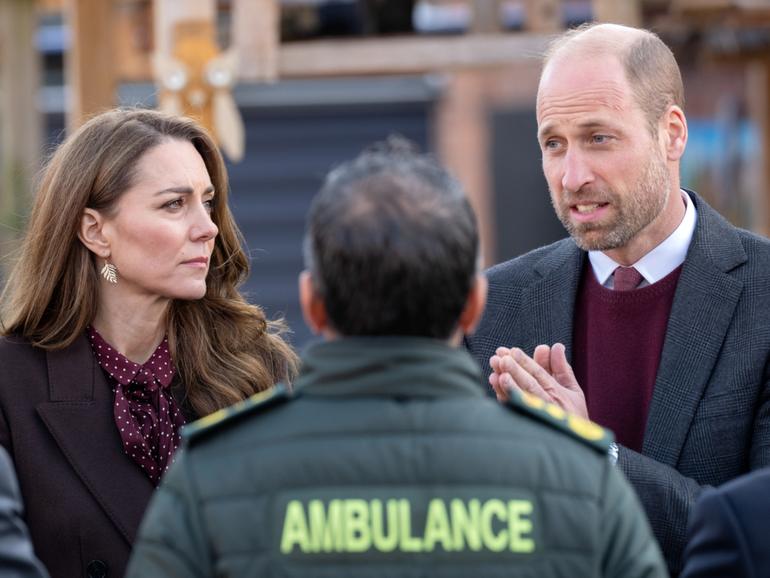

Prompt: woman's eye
[
  {"left": 204, "top": 199, "right": 214, "bottom": 213},
  {"left": 164, "top": 198, "right": 183, "bottom": 210}
]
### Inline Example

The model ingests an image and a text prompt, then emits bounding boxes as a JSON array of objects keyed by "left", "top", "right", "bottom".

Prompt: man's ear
[
  {"left": 661, "top": 104, "right": 687, "bottom": 162},
  {"left": 77, "top": 208, "right": 111, "bottom": 258},
  {"left": 298, "top": 270, "right": 328, "bottom": 335},
  {"left": 458, "top": 273, "right": 488, "bottom": 336}
]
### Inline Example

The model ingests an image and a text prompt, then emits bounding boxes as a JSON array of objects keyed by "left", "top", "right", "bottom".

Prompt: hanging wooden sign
[{"left": 153, "top": 14, "right": 245, "bottom": 161}]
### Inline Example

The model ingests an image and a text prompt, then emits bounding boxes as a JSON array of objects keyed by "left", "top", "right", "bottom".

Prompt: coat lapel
[
  {"left": 643, "top": 193, "right": 746, "bottom": 466},
  {"left": 521, "top": 240, "right": 585, "bottom": 361},
  {"left": 35, "top": 335, "right": 154, "bottom": 545}
]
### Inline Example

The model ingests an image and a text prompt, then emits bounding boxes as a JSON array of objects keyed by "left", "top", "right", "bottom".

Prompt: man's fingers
[
  {"left": 533, "top": 344, "right": 552, "bottom": 374},
  {"left": 550, "top": 343, "right": 580, "bottom": 391},
  {"left": 511, "top": 349, "right": 555, "bottom": 387},
  {"left": 500, "top": 353, "right": 550, "bottom": 401},
  {"left": 489, "top": 371, "right": 509, "bottom": 401}
]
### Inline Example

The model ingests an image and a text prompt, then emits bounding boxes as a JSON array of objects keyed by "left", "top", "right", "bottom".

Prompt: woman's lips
[{"left": 182, "top": 257, "right": 209, "bottom": 267}]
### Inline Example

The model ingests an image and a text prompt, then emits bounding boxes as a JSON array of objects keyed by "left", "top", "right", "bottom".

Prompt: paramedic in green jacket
[{"left": 127, "top": 139, "right": 667, "bottom": 578}]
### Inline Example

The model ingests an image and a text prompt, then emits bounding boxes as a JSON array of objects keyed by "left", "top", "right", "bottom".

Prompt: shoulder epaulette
[
  {"left": 505, "top": 389, "right": 613, "bottom": 453},
  {"left": 184, "top": 383, "right": 294, "bottom": 445}
]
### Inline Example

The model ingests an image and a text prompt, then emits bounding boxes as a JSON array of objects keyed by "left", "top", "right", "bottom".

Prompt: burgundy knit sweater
[{"left": 573, "top": 263, "right": 683, "bottom": 452}]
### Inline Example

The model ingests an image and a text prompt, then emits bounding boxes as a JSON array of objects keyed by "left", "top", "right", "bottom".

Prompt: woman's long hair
[{"left": 1, "top": 108, "right": 298, "bottom": 416}]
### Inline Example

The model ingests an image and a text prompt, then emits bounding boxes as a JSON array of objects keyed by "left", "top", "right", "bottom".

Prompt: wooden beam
[
  {"left": 277, "top": 33, "right": 552, "bottom": 78},
  {"left": 120, "top": 32, "right": 553, "bottom": 81},
  {"left": 64, "top": 0, "right": 117, "bottom": 131},
  {"left": 593, "top": 0, "right": 642, "bottom": 26},
  {"left": 0, "top": 0, "right": 41, "bottom": 251},
  {"left": 672, "top": 0, "right": 734, "bottom": 9}
]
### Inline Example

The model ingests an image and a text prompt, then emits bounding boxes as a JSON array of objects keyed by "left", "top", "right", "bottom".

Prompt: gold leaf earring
[{"left": 101, "top": 260, "right": 118, "bottom": 284}]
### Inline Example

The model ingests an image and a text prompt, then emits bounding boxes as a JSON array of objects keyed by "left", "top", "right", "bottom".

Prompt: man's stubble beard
[{"left": 551, "top": 149, "right": 671, "bottom": 252}]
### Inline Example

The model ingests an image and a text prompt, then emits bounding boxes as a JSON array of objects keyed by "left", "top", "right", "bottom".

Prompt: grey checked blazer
[{"left": 467, "top": 191, "right": 770, "bottom": 576}]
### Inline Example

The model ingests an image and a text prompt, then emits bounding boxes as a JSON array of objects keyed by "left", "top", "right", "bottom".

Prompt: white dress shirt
[{"left": 588, "top": 190, "right": 697, "bottom": 289}]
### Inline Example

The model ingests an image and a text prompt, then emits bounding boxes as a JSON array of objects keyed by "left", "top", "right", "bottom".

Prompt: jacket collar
[
  {"left": 526, "top": 240, "right": 585, "bottom": 362},
  {"left": 295, "top": 337, "right": 485, "bottom": 400},
  {"left": 37, "top": 334, "right": 154, "bottom": 545}
]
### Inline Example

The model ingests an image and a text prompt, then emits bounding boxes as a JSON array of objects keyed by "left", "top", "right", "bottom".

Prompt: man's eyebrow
[
  {"left": 576, "top": 120, "right": 618, "bottom": 131},
  {"left": 538, "top": 119, "right": 619, "bottom": 140}
]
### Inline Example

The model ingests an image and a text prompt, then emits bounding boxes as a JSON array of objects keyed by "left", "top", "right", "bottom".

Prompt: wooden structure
[
  {"left": 3, "top": 0, "right": 770, "bottom": 261},
  {"left": 55, "top": 0, "right": 639, "bottom": 123}
]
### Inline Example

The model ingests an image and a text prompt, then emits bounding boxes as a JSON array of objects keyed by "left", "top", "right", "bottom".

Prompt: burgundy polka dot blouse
[{"left": 87, "top": 326, "right": 186, "bottom": 486}]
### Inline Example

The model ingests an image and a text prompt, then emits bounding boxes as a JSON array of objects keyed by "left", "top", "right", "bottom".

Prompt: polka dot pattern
[{"left": 87, "top": 326, "right": 186, "bottom": 486}]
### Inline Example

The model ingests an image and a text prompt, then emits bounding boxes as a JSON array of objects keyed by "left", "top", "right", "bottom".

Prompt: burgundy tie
[{"left": 613, "top": 266, "right": 643, "bottom": 291}]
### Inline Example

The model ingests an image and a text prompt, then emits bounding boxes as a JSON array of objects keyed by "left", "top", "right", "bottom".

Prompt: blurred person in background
[
  {"left": 127, "top": 139, "right": 666, "bottom": 578},
  {"left": 681, "top": 467, "right": 770, "bottom": 578},
  {"left": 467, "top": 22, "right": 770, "bottom": 576},
  {"left": 0, "top": 446, "right": 49, "bottom": 578},
  {"left": 0, "top": 108, "right": 298, "bottom": 578}
]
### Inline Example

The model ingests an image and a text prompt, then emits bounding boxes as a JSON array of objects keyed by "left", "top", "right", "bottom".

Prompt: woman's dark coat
[{"left": 0, "top": 335, "right": 156, "bottom": 578}]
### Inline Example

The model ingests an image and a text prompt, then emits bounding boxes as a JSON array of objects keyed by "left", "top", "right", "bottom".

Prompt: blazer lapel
[
  {"left": 35, "top": 335, "right": 154, "bottom": 545},
  {"left": 643, "top": 193, "right": 746, "bottom": 466},
  {"left": 521, "top": 240, "right": 585, "bottom": 361}
]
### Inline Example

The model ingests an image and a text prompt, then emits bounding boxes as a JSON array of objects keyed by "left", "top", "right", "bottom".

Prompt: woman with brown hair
[{"left": 0, "top": 108, "right": 298, "bottom": 578}]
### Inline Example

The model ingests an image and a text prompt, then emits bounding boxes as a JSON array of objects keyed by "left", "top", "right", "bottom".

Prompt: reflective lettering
[
  {"left": 480, "top": 499, "right": 508, "bottom": 552},
  {"left": 371, "top": 499, "right": 399, "bottom": 552},
  {"left": 423, "top": 499, "right": 453, "bottom": 551},
  {"left": 508, "top": 500, "right": 535, "bottom": 553},
  {"left": 398, "top": 499, "right": 422, "bottom": 552},
  {"left": 451, "top": 498, "right": 482, "bottom": 551},
  {"left": 345, "top": 499, "right": 371, "bottom": 552},
  {"left": 279, "top": 497, "right": 535, "bottom": 555},
  {"left": 308, "top": 499, "right": 343, "bottom": 552},
  {"left": 280, "top": 501, "right": 310, "bottom": 553}
]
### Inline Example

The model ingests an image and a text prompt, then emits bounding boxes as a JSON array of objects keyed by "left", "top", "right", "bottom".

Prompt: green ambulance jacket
[{"left": 127, "top": 337, "right": 667, "bottom": 578}]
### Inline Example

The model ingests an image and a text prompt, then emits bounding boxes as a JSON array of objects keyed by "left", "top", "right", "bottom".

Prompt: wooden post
[
  {"left": 154, "top": 0, "right": 245, "bottom": 160},
  {"left": 592, "top": 0, "right": 642, "bottom": 26},
  {"left": 472, "top": 0, "right": 502, "bottom": 34},
  {"left": 64, "top": 0, "right": 117, "bottom": 132},
  {"left": 524, "top": 0, "right": 561, "bottom": 33},
  {"left": 437, "top": 70, "right": 496, "bottom": 266},
  {"left": 746, "top": 58, "right": 770, "bottom": 236},
  {"left": 0, "top": 0, "right": 41, "bottom": 255},
  {"left": 233, "top": 0, "right": 278, "bottom": 82},
  {"left": 153, "top": 0, "right": 214, "bottom": 57},
  {"left": 152, "top": 0, "right": 217, "bottom": 128}
]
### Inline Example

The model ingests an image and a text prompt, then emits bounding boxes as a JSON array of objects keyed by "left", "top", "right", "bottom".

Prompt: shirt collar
[{"left": 588, "top": 189, "right": 696, "bottom": 287}]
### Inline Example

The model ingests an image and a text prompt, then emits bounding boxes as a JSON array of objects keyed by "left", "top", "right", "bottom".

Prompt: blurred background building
[{"left": 1, "top": 0, "right": 769, "bottom": 346}]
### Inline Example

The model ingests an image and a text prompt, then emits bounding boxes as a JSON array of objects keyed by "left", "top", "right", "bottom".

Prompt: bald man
[{"left": 467, "top": 23, "right": 770, "bottom": 576}]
